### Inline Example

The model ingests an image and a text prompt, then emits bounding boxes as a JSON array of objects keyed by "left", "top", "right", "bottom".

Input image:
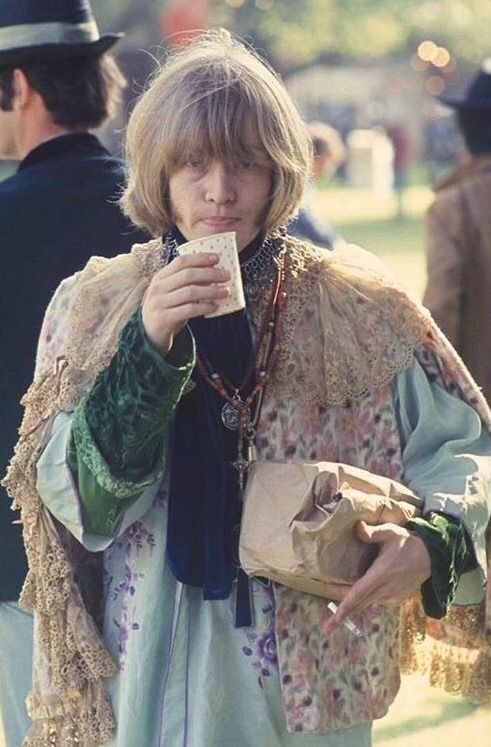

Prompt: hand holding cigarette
[{"left": 326, "top": 601, "right": 365, "bottom": 640}]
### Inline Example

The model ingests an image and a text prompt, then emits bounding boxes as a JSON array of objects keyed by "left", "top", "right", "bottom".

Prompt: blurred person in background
[
  {"left": 5, "top": 29, "right": 490, "bottom": 747},
  {"left": 386, "top": 123, "right": 411, "bottom": 219},
  {"left": 0, "top": 1, "right": 148, "bottom": 743},
  {"left": 290, "top": 120, "right": 346, "bottom": 249},
  {"left": 424, "top": 61, "right": 491, "bottom": 403},
  {"left": 423, "top": 107, "right": 463, "bottom": 184}
]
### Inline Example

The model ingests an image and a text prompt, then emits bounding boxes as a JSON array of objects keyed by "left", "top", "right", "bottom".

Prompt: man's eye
[
  {"left": 186, "top": 159, "right": 203, "bottom": 169},
  {"left": 238, "top": 161, "right": 253, "bottom": 169}
]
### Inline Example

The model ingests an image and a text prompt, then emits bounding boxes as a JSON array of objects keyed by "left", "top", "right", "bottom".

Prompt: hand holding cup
[
  {"left": 177, "top": 232, "right": 245, "bottom": 318},
  {"left": 141, "top": 249, "right": 231, "bottom": 356}
]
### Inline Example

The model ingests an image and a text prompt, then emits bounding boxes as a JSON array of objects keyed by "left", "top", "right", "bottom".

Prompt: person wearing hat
[
  {"left": 0, "top": 2, "right": 148, "bottom": 743},
  {"left": 423, "top": 61, "right": 491, "bottom": 403}
]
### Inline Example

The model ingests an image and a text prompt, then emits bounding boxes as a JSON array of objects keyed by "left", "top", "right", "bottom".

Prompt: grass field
[
  {"left": 2, "top": 184, "right": 488, "bottom": 747},
  {"left": 317, "top": 183, "right": 432, "bottom": 299},
  {"left": 373, "top": 674, "right": 490, "bottom": 746},
  {"left": 2, "top": 675, "right": 487, "bottom": 747}
]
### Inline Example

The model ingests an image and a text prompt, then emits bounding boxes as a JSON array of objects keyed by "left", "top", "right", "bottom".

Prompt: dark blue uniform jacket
[{"left": 0, "top": 133, "right": 148, "bottom": 600}]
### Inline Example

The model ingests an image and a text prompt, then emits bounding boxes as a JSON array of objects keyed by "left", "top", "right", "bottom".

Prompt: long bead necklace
[{"left": 197, "top": 254, "right": 286, "bottom": 491}]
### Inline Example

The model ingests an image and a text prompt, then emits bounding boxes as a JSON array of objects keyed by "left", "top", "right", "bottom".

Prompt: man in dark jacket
[
  {"left": 423, "top": 62, "right": 491, "bottom": 404},
  {"left": 0, "top": 2, "right": 148, "bottom": 742}
]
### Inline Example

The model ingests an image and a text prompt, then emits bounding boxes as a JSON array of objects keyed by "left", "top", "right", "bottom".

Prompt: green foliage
[
  {"left": 215, "top": 0, "right": 407, "bottom": 67},
  {"left": 89, "top": 0, "right": 491, "bottom": 72},
  {"left": 211, "top": 0, "right": 491, "bottom": 70},
  {"left": 406, "top": 0, "right": 491, "bottom": 60}
]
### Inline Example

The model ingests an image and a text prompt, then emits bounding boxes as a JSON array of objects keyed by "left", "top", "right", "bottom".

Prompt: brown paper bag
[{"left": 239, "top": 460, "right": 422, "bottom": 598}]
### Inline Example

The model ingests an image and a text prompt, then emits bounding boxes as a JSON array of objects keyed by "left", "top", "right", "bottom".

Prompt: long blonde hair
[{"left": 122, "top": 29, "right": 311, "bottom": 236}]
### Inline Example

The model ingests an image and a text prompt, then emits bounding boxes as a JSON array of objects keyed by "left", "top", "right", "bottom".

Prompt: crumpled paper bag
[{"left": 239, "top": 460, "right": 422, "bottom": 598}]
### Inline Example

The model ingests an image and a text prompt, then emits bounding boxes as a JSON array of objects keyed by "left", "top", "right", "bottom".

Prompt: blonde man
[{"left": 7, "top": 29, "right": 490, "bottom": 747}]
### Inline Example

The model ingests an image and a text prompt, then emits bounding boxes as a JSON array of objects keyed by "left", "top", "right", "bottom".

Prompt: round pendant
[{"left": 221, "top": 400, "right": 251, "bottom": 430}]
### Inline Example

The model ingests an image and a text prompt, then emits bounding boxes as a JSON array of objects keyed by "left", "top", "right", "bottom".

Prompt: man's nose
[{"left": 204, "top": 161, "right": 236, "bottom": 204}]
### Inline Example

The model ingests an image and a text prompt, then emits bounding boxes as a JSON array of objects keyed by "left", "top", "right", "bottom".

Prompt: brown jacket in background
[{"left": 423, "top": 155, "right": 491, "bottom": 403}]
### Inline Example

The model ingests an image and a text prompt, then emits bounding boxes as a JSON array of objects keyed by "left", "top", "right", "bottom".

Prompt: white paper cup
[{"left": 177, "top": 231, "right": 245, "bottom": 318}]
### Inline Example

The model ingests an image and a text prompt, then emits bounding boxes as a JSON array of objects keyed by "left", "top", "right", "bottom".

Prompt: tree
[
  {"left": 212, "top": 0, "right": 491, "bottom": 72},
  {"left": 91, "top": 0, "right": 491, "bottom": 74}
]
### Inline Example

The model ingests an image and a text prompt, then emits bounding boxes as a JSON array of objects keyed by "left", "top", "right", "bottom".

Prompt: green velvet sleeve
[
  {"left": 67, "top": 310, "right": 195, "bottom": 536},
  {"left": 407, "top": 512, "right": 475, "bottom": 618}
]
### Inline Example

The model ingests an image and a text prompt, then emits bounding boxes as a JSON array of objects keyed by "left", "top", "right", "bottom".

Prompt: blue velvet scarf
[{"left": 165, "top": 229, "right": 262, "bottom": 625}]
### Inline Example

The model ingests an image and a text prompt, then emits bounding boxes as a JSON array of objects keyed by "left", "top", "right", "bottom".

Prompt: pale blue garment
[
  {"left": 37, "top": 413, "right": 372, "bottom": 747},
  {"left": 396, "top": 357, "right": 490, "bottom": 595},
  {"left": 0, "top": 602, "right": 33, "bottom": 747},
  {"left": 35, "top": 359, "right": 491, "bottom": 747}
]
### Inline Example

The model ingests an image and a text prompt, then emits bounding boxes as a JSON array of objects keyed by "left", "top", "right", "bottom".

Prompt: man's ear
[{"left": 11, "top": 68, "right": 34, "bottom": 110}]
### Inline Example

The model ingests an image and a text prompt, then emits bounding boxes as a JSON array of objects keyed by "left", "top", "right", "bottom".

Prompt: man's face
[
  {"left": 168, "top": 135, "right": 272, "bottom": 251},
  {"left": 0, "top": 78, "right": 20, "bottom": 160},
  {"left": 0, "top": 107, "right": 18, "bottom": 160}
]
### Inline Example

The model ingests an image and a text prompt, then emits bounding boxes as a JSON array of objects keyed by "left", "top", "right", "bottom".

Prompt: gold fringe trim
[{"left": 401, "top": 597, "right": 491, "bottom": 707}]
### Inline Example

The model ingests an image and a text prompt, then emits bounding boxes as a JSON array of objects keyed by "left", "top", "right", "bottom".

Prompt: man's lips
[{"left": 201, "top": 216, "right": 240, "bottom": 227}]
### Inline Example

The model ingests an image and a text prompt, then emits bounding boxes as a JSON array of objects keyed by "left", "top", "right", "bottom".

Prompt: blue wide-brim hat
[
  {"left": 439, "top": 60, "right": 491, "bottom": 110},
  {"left": 0, "top": 0, "right": 123, "bottom": 67}
]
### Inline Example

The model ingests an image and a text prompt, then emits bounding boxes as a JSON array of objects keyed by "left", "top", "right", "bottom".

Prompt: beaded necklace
[
  {"left": 162, "top": 228, "right": 286, "bottom": 490},
  {"left": 198, "top": 253, "right": 286, "bottom": 490}
]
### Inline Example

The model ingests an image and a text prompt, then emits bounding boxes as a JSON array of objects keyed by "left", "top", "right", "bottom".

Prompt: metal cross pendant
[{"left": 231, "top": 452, "right": 249, "bottom": 492}]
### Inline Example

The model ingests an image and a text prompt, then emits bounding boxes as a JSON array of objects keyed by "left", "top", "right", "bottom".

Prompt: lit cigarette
[{"left": 327, "top": 601, "right": 365, "bottom": 640}]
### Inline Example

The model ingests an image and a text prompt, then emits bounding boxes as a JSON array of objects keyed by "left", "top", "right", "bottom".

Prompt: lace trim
[
  {"left": 164, "top": 230, "right": 428, "bottom": 409},
  {"left": 2, "top": 406, "right": 117, "bottom": 746},
  {"left": 267, "top": 238, "right": 433, "bottom": 406},
  {"left": 240, "top": 232, "right": 285, "bottom": 290},
  {"left": 401, "top": 596, "right": 491, "bottom": 706}
]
